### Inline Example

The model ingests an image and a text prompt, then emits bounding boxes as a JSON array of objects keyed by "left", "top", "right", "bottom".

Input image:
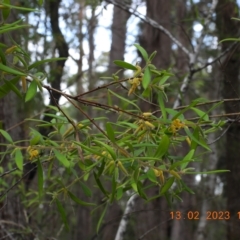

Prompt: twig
[
  {"left": 0, "top": 167, "right": 37, "bottom": 198},
  {"left": 173, "top": 0, "right": 219, "bottom": 108}
]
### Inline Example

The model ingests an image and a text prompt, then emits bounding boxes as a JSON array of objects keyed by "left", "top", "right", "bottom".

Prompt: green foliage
[{"left": 0, "top": 2, "right": 229, "bottom": 235}]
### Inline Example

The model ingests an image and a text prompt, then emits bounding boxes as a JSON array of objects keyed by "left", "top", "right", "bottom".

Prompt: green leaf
[
  {"left": 134, "top": 43, "right": 148, "bottom": 61},
  {"left": 180, "top": 180, "right": 195, "bottom": 194},
  {"left": 147, "top": 169, "right": 158, "bottom": 183},
  {"left": 0, "top": 77, "right": 19, "bottom": 98},
  {"left": 93, "top": 140, "right": 116, "bottom": 160},
  {"left": 181, "top": 149, "right": 195, "bottom": 170},
  {"left": 0, "top": 48, "right": 6, "bottom": 65},
  {"left": 38, "top": 0, "right": 43, "bottom": 5},
  {"left": 30, "top": 133, "right": 41, "bottom": 146},
  {"left": 137, "top": 181, "right": 147, "bottom": 200},
  {"left": 80, "top": 182, "right": 92, "bottom": 197},
  {"left": 28, "top": 57, "right": 67, "bottom": 70},
  {"left": 219, "top": 38, "right": 240, "bottom": 43},
  {"left": 159, "top": 75, "right": 170, "bottom": 85},
  {"left": 110, "top": 172, "right": 117, "bottom": 203},
  {"left": 154, "top": 134, "right": 170, "bottom": 158},
  {"left": 15, "top": 148, "right": 23, "bottom": 171},
  {"left": 0, "top": 129, "right": 13, "bottom": 143},
  {"left": 113, "top": 60, "right": 137, "bottom": 70},
  {"left": 2, "top": 0, "right": 11, "bottom": 20},
  {"left": 142, "top": 67, "right": 151, "bottom": 89},
  {"left": 53, "top": 149, "right": 70, "bottom": 168},
  {"left": 74, "top": 141, "right": 105, "bottom": 156},
  {"left": 97, "top": 203, "right": 108, "bottom": 233},
  {"left": 108, "top": 89, "right": 140, "bottom": 111},
  {"left": 106, "top": 122, "right": 115, "bottom": 142},
  {"left": 3, "top": 79, "right": 22, "bottom": 99},
  {"left": 160, "top": 177, "right": 175, "bottom": 194},
  {"left": 158, "top": 92, "right": 167, "bottom": 120},
  {"left": 0, "top": 25, "right": 30, "bottom": 34},
  {"left": 2, "top": 3, "right": 38, "bottom": 12},
  {"left": 67, "top": 191, "right": 95, "bottom": 206},
  {"left": 184, "top": 127, "right": 211, "bottom": 151},
  {"left": 149, "top": 51, "right": 157, "bottom": 62},
  {"left": 0, "top": 63, "right": 25, "bottom": 76},
  {"left": 25, "top": 80, "right": 37, "bottom": 102},
  {"left": 93, "top": 171, "right": 109, "bottom": 197},
  {"left": 191, "top": 107, "right": 209, "bottom": 121},
  {"left": 37, "top": 160, "right": 43, "bottom": 199},
  {"left": 116, "top": 187, "right": 123, "bottom": 200},
  {"left": 55, "top": 199, "right": 69, "bottom": 230},
  {"left": 142, "top": 86, "right": 151, "bottom": 98}
]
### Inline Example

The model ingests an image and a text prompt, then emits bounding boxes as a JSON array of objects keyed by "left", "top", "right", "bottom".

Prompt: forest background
[{"left": 1, "top": 0, "right": 240, "bottom": 240}]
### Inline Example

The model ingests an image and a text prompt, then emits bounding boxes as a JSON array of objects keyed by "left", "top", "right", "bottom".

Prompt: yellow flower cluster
[
  {"left": 27, "top": 147, "right": 39, "bottom": 160},
  {"left": 153, "top": 168, "right": 165, "bottom": 184},
  {"left": 169, "top": 119, "right": 185, "bottom": 133},
  {"left": 128, "top": 77, "right": 142, "bottom": 96}
]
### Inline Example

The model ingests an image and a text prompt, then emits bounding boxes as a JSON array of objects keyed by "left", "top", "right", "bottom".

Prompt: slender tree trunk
[
  {"left": 216, "top": 1, "right": 240, "bottom": 240},
  {"left": 108, "top": 0, "right": 132, "bottom": 78},
  {"left": 136, "top": 1, "right": 172, "bottom": 239}
]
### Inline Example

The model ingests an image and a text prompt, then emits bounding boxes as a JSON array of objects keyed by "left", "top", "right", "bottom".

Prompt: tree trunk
[
  {"left": 136, "top": 1, "right": 172, "bottom": 239},
  {"left": 216, "top": 1, "right": 240, "bottom": 240}
]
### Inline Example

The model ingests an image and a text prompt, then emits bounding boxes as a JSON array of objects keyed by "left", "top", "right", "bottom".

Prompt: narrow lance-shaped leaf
[
  {"left": 108, "top": 89, "right": 141, "bottom": 111},
  {"left": 0, "top": 63, "right": 25, "bottom": 76},
  {"left": 137, "top": 181, "right": 147, "bottom": 200},
  {"left": 0, "top": 25, "right": 30, "bottom": 34},
  {"left": 67, "top": 191, "right": 95, "bottom": 206},
  {"left": 133, "top": 43, "right": 148, "bottom": 61},
  {"left": 93, "top": 171, "right": 109, "bottom": 197},
  {"left": 28, "top": 57, "right": 67, "bottom": 70},
  {"left": 184, "top": 127, "right": 211, "bottom": 151},
  {"left": 106, "top": 122, "right": 115, "bottom": 142},
  {"left": 2, "top": 0, "right": 11, "bottom": 21},
  {"left": 147, "top": 169, "right": 158, "bottom": 183},
  {"left": 15, "top": 148, "right": 23, "bottom": 171},
  {"left": 37, "top": 160, "right": 43, "bottom": 199},
  {"left": 110, "top": 172, "right": 117, "bottom": 203},
  {"left": 0, "top": 77, "right": 20, "bottom": 99},
  {"left": 53, "top": 149, "right": 70, "bottom": 168},
  {"left": 154, "top": 134, "right": 170, "bottom": 158},
  {"left": 0, "top": 129, "right": 13, "bottom": 143},
  {"left": 158, "top": 92, "right": 167, "bottom": 120},
  {"left": 142, "top": 66, "right": 151, "bottom": 89},
  {"left": 25, "top": 80, "right": 37, "bottom": 102},
  {"left": 93, "top": 139, "right": 116, "bottom": 160},
  {"left": 160, "top": 177, "right": 175, "bottom": 195},
  {"left": 80, "top": 182, "right": 92, "bottom": 197},
  {"left": 113, "top": 60, "right": 137, "bottom": 70},
  {"left": 55, "top": 199, "right": 69, "bottom": 230},
  {"left": 97, "top": 203, "right": 108, "bottom": 233},
  {"left": 3, "top": 79, "right": 22, "bottom": 99}
]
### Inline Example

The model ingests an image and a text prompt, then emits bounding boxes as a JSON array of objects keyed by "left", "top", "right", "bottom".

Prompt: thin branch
[
  {"left": 173, "top": 0, "right": 219, "bottom": 108},
  {"left": 0, "top": 166, "right": 37, "bottom": 198},
  {"left": 192, "top": 42, "right": 239, "bottom": 73},
  {"left": 47, "top": 88, "right": 84, "bottom": 161}
]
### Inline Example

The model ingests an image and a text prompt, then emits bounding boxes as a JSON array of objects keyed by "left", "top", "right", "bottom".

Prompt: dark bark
[
  {"left": 136, "top": 1, "right": 172, "bottom": 239},
  {"left": 24, "top": 0, "right": 69, "bottom": 188},
  {"left": 139, "top": 0, "right": 171, "bottom": 69},
  {"left": 216, "top": 1, "right": 240, "bottom": 240},
  {"left": 108, "top": 0, "right": 132, "bottom": 78},
  {"left": 48, "top": 0, "right": 69, "bottom": 106}
]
